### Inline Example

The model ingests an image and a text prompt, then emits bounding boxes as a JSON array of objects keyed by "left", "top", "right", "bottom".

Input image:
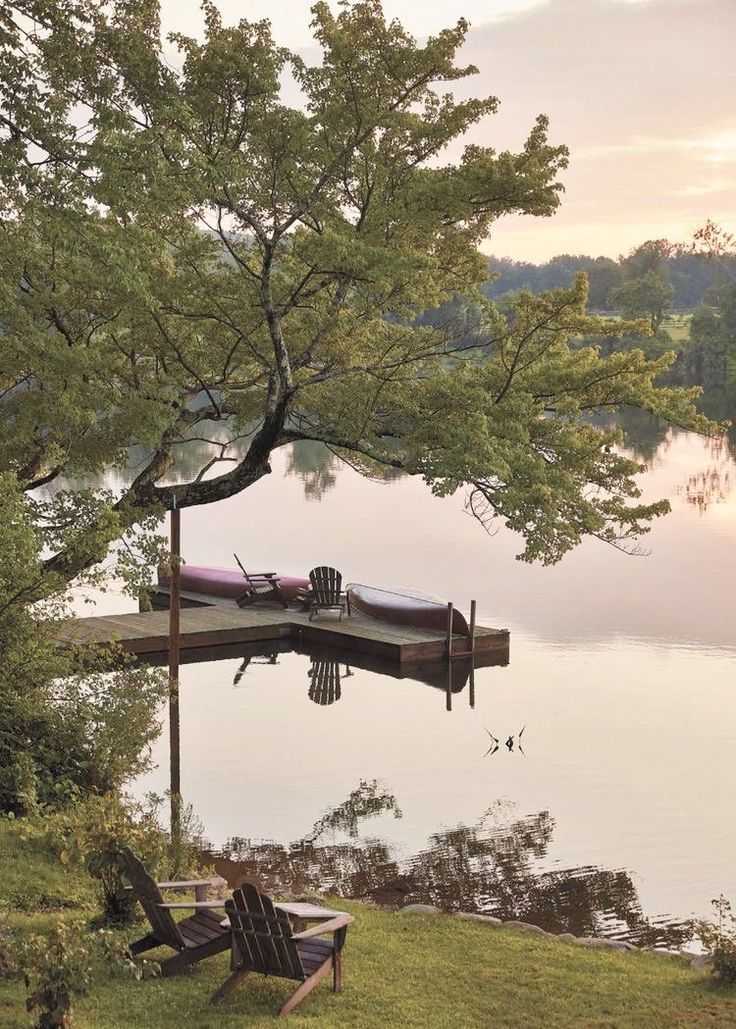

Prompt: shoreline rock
[{"left": 393, "top": 902, "right": 696, "bottom": 959}]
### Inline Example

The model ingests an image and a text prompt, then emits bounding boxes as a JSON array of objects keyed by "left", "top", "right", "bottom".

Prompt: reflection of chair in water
[
  {"left": 308, "top": 660, "right": 342, "bottom": 705},
  {"left": 233, "top": 652, "right": 280, "bottom": 686},
  {"left": 308, "top": 566, "right": 346, "bottom": 620},
  {"left": 210, "top": 882, "right": 354, "bottom": 1017}
]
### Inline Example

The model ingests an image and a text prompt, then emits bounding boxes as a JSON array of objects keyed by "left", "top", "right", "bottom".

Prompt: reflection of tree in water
[
  {"left": 593, "top": 409, "right": 735, "bottom": 510},
  {"left": 217, "top": 781, "right": 401, "bottom": 904},
  {"left": 592, "top": 408, "right": 672, "bottom": 466},
  {"left": 285, "top": 441, "right": 339, "bottom": 500},
  {"left": 216, "top": 783, "right": 691, "bottom": 949},
  {"left": 305, "top": 780, "right": 402, "bottom": 842},
  {"left": 678, "top": 434, "right": 734, "bottom": 513},
  {"left": 681, "top": 465, "right": 733, "bottom": 513},
  {"left": 617, "top": 408, "right": 673, "bottom": 465},
  {"left": 699, "top": 392, "right": 736, "bottom": 455},
  {"left": 285, "top": 440, "right": 405, "bottom": 499}
]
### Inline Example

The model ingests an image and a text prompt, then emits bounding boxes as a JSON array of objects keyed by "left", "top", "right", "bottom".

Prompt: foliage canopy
[{"left": 0, "top": 0, "right": 716, "bottom": 583}]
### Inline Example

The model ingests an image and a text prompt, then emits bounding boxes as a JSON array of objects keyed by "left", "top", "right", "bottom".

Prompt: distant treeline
[
  {"left": 483, "top": 252, "right": 736, "bottom": 312},
  {"left": 414, "top": 239, "right": 736, "bottom": 417}
]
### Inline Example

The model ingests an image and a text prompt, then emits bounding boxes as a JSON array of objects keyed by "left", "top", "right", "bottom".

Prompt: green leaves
[
  {"left": 384, "top": 278, "right": 716, "bottom": 563},
  {"left": 20, "top": 917, "right": 92, "bottom": 1027},
  {"left": 0, "top": 0, "right": 720, "bottom": 586}
]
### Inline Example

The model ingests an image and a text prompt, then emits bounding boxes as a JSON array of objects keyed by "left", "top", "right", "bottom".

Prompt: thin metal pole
[
  {"left": 446, "top": 659, "right": 452, "bottom": 712},
  {"left": 469, "top": 599, "right": 476, "bottom": 654},
  {"left": 446, "top": 602, "right": 454, "bottom": 660},
  {"left": 168, "top": 502, "right": 181, "bottom": 849},
  {"left": 469, "top": 661, "right": 475, "bottom": 709}
]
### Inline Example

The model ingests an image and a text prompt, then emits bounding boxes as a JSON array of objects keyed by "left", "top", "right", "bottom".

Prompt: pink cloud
[{"left": 454, "top": 0, "right": 735, "bottom": 258}]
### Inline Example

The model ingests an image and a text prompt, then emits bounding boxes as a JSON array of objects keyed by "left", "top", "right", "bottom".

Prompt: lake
[{"left": 88, "top": 421, "right": 736, "bottom": 946}]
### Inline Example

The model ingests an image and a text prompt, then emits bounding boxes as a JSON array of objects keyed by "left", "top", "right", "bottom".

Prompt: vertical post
[
  {"left": 468, "top": 661, "right": 475, "bottom": 709},
  {"left": 446, "top": 602, "right": 454, "bottom": 661},
  {"left": 469, "top": 599, "right": 476, "bottom": 654},
  {"left": 168, "top": 500, "right": 182, "bottom": 854},
  {"left": 446, "top": 660, "right": 453, "bottom": 712}
]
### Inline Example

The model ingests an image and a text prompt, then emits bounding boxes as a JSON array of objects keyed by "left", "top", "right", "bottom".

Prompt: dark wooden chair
[
  {"left": 308, "top": 566, "right": 346, "bottom": 621},
  {"left": 234, "top": 552, "right": 287, "bottom": 608},
  {"left": 236, "top": 571, "right": 287, "bottom": 608},
  {"left": 120, "top": 847, "right": 230, "bottom": 976},
  {"left": 307, "top": 660, "right": 342, "bottom": 705},
  {"left": 211, "top": 883, "right": 354, "bottom": 1018}
]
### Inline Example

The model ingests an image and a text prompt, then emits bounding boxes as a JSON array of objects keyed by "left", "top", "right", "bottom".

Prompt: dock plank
[{"left": 59, "top": 602, "right": 509, "bottom": 665}]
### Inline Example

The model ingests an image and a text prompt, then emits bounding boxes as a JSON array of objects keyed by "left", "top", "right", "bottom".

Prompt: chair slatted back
[
  {"left": 121, "top": 847, "right": 185, "bottom": 950},
  {"left": 227, "top": 883, "right": 304, "bottom": 981},
  {"left": 309, "top": 566, "right": 342, "bottom": 606},
  {"left": 308, "top": 660, "right": 342, "bottom": 705}
]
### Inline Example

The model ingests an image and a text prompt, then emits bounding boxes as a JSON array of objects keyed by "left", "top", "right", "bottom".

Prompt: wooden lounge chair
[
  {"left": 211, "top": 883, "right": 354, "bottom": 1018},
  {"left": 307, "top": 659, "right": 342, "bottom": 705},
  {"left": 308, "top": 566, "right": 346, "bottom": 621},
  {"left": 120, "top": 847, "right": 230, "bottom": 976},
  {"left": 236, "top": 570, "right": 287, "bottom": 608},
  {"left": 234, "top": 552, "right": 287, "bottom": 608}
]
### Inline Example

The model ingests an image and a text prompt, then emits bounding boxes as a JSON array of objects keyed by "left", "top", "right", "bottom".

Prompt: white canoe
[{"left": 347, "top": 583, "right": 469, "bottom": 636}]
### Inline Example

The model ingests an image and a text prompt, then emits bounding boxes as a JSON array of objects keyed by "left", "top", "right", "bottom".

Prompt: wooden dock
[{"left": 60, "top": 601, "right": 510, "bottom": 666}]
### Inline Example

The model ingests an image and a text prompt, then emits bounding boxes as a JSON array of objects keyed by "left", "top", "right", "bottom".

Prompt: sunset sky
[{"left": 161, "top": 0, "right": 734, "bottom": 263}]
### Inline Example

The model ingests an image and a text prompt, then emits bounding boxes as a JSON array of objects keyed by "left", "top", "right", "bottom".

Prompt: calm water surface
[{"left": 87, "top": 426, "right": 736, "bottom": 946}]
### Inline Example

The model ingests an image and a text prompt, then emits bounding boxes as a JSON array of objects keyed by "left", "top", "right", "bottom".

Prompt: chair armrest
[
  {"left": 157, "top": 900, "right": 229, "bottom": 910},
  {"left": 275, "top": 901, "right": 342, "bottom": 920},
  {"left": 292, "top": 913, "right": 354, "bottom": 940},
  {"left": 156, "top": 878, "right": 221, "bottom": 890}
]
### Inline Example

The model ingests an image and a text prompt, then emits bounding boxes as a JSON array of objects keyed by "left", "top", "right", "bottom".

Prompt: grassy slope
[{"left": 1, "top": 822, "right": 734, "bottom": 1029}]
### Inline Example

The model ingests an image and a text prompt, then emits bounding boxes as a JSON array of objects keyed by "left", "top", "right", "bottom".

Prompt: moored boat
[
  {"left": 347, "top": 583, "right": 470, "bottom": 636},
  {"left": 158, "top": 564, "right": 309, "bottom": 603}
]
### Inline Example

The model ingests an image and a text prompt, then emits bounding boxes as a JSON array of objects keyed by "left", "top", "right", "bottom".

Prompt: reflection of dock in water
[
  {"left": 120, "top": 633, "right": 507, "bottom": 703},
  {"left": 59, "top": 592, "right": 510, "bottom": 668}
]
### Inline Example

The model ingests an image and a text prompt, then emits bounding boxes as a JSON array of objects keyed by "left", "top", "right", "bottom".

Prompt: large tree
[
  {"left": 609, "top": 240, "right": 675, "bottom": 333},
  {"left": 679, "top": 221, "right": 736, "bottom": 400},
  {"left": 0, "top": 0, "right": 715, "bottom": 587}
]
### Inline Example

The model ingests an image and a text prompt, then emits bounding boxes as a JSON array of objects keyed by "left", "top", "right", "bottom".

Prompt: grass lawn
[
  {"left": 661, "top": 314, "right": 692, "bottom": 344},
  {"left": 1, "top": 821, "right": 735, "bottom": 1028}
]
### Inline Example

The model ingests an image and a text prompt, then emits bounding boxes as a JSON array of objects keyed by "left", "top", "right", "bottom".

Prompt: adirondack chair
[
  {"left": 234, "top": 553, "right": 287, "bottom": 608},
  {"left": 236, "top": 571, "right": 287, "bottom": 608},
  {"left": 307, "top": 566, "right": 346, "bottom": 621},
  {"left": 211, "top": 883, "right": 354, "bottom": 1018},
  {"left": 120, "top": 847, "right": 230, "bottom": 976},
  {"left": 307, "top": 659, "right": 342, "bottom": 705}
]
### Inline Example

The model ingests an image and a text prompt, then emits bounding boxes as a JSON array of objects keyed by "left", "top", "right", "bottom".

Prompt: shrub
[
  {"left": 0, "top": 909, "right": 16, "bottom": 979},
  {"left": 19, "top": 918, "right": 92, "bottom": 1029},
  {"left": 0, "top": 661, "right": 167, "bottom": 816},
  {"left": 39, "top": 794, "right": 168, "bottom": 924},
  {"left": 37, "top": 792, "right": 211, "bottom": 924},
  {"left": 0, "top": 470, "right": 167, "bottom": 815},
  {"left": 698, "top": 895, "right": 736, "bottom": 984},
  {"left": 98, "top": 930, "right": 160, "bottom": 981}
]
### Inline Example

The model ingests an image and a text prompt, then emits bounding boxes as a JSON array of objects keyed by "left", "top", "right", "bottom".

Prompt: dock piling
[{"left": 168, "top": 504, "right": 182, "bottom": 841}]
